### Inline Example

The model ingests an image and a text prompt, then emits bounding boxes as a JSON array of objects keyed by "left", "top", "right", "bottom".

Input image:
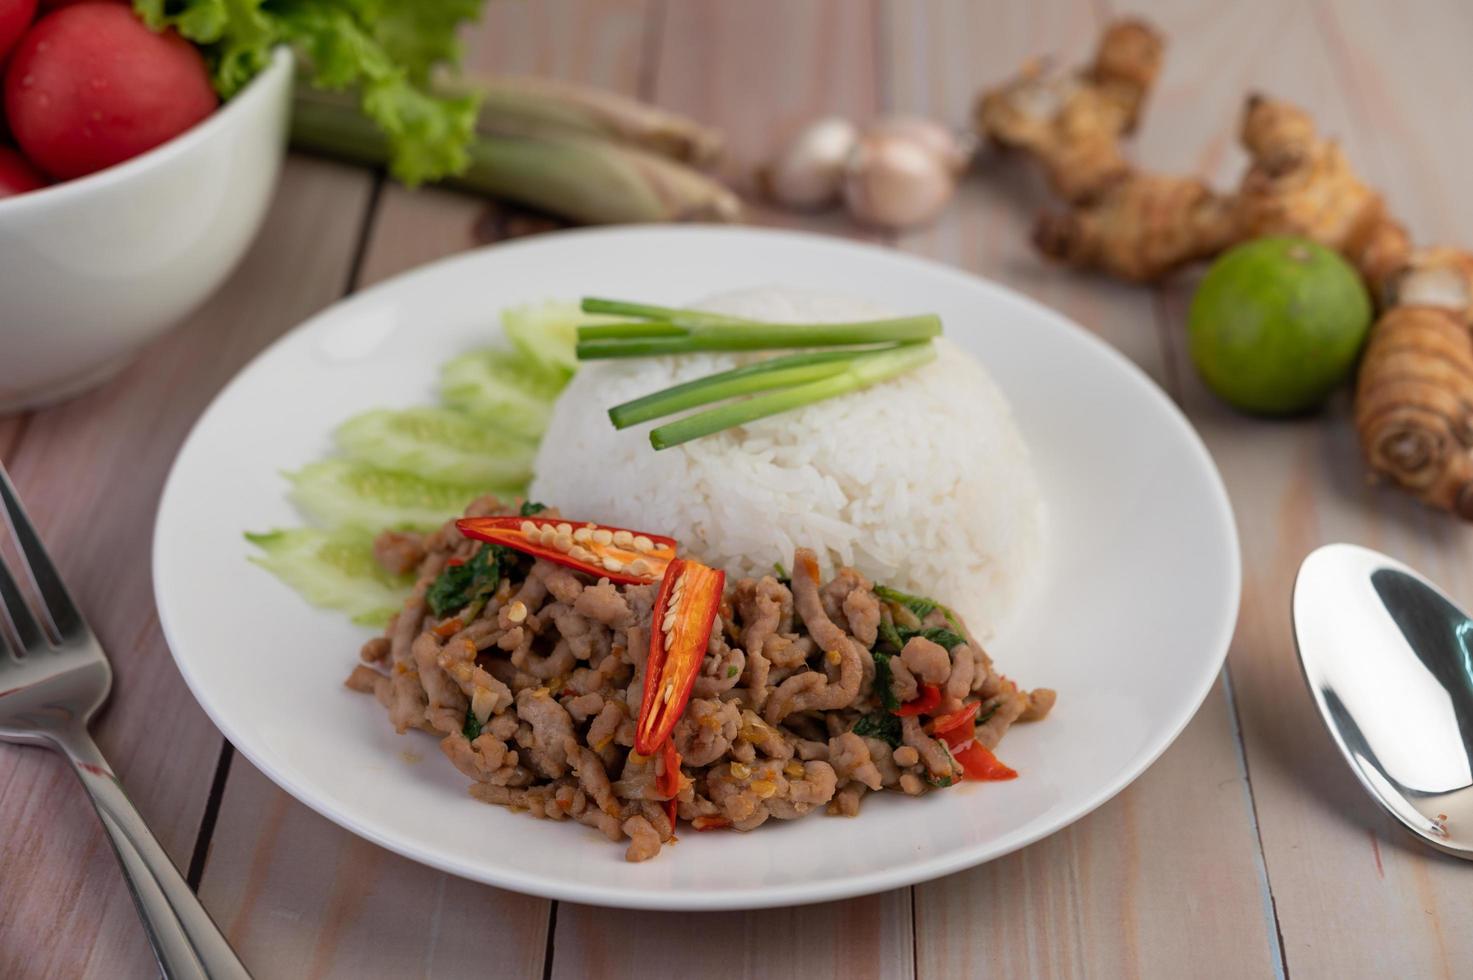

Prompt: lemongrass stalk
[
  {"left": 440, "top": 73, "right": 724, "bottom": 167},
  {"left": 648, "top": 343, "right": 937, "bottom": 449},
  {"left": 608, "top": 350, "right": 865, "bottom": 428},
  {"left": 575, "top": 314, "right": 942, "bottom": 359},
  {"left": 290, "top": 86, "right": 742, "bottom": 224}
]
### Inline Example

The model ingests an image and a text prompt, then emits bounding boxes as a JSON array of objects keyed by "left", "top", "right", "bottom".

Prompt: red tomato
[
  {"left": 0, "top": 0, "right": 38, "bottom": 63},
  {"left": 4, "top": 3, "right": 216, "bottom": 180},
  {"left": 0, "top": 144, "right": 46, "bottom": 197}
]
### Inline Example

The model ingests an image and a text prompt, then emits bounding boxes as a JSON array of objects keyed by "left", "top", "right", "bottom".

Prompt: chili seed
[
  {"left": 593, "top": 529, "right": 613, "bottom": 546},
  {"left": 826, "top": 649, "right": 842, "bottom": 665},
  {"left": 612, "top": 530, "right": 633, "bottom": 547},
  {"left": 632, "top": 535, "right": 654, "bottom": 553},
  {"left": 506, "top": 600, "right": 527, "bottom": 624},
  {"left": 573, "top": 527, "right": 592, "bottom": 544},
  {"left": 556, "top": 523, "right": 572, "bottom": 536},
  {"left": 729, "top": 762, "right": 752, "bottom": 779},
  {"left": 554, "top": 532, "right": 574, "bottom": 552},
  {"left": 627, "top": 558, "right": 651, "bottom": 577},
  {"left": 784, "top": 760, "right": 806, "bottom": 778},
  {"left": 750, "top": 780, "right": 777, "bottom": 799},
  {"left": 603, "top": 556, "right": 624, "bottom": 572},
  {"left": 519, "top": 520, "right": 537, "bottom": 536}
]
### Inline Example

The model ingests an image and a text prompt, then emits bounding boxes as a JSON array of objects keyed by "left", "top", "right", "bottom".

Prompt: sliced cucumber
[
  {"left": 502, "top": 300, "right": 614, "bottom": 376},
  {"left": 440, "top": 347, "right": 567, "bottom": 439},
  {"left": 335, "top": 407, "right": 535, "bottom": 486},
  {"left": 246, "top": 527, "right": 412, "bottom": 627},
  {"left": 288, "top": 459, "right": 515, "bottom": 531}
]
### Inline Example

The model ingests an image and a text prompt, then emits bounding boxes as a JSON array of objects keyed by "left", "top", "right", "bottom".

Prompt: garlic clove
[
  {"left": 843, "top": 131, "right": 959, "bottom": 229},
  {"left": 758, "top": 115, "right": 859, "bottom": 210},
  {"left": 863, "top": 116, "right": 974, "bottom": 175}
]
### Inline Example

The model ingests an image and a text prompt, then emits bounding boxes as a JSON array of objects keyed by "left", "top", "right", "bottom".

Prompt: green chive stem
[
  {"left": 581, "top": 298, "right": 747, "bottom": 325},
  {"left": 576, "top": 313, "right": 942, "bottom": 359},
  {"left": 608, "top": 349, "right": 868, "bottom": 428},
  {"left": 648, "top": 342, "right": 937, "bottom": 449}
]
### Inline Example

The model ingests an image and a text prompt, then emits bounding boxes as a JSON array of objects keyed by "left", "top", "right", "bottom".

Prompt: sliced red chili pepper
[
  {"left": 938, "top": 724, "right": 972, "bottom": 751},
  {"left": 928, "top": 702, "right": 980, "bottom": 737},
  {"left": 431, "top": 617, "right": 463, "bottom": 639},
  {"left": 894, "top": 683, "right": 942, "bottom": 717},
  {"left": 445, "top": 557, "right": 466, "bottom": 568},
  {"left": 457, "top": 515, "right": 677, "bottom": 586},
  {"left": 659, "top": 738, "right": 682, "bottom": 829},
  {"left": 634, "top": 558, "right": 726, "bottom": 754},
  {"left": 954, "top": 740, "right": 1018, "bottom": 781},
  {"left": 691, "top": 815, "right": 730, "bottom": 831}
]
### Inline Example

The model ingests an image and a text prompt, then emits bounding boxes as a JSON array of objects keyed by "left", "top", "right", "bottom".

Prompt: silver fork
[{"left": 0, "top": 464, "right": 250, "bottom": 980}]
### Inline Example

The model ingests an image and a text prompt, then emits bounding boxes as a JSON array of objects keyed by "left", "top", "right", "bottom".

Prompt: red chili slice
[
  {"left": 634, "top": 558, "right": 726, "bottom": 754},
  {"left": 691, "top": 815, "right": 730, "bottom": 831},
  {"left": 954, "top": 741, "right": 1018, "bottom": 781},
  {"left": 894, "top": 683, "right": 942, "bottom": 717},
  {"left": 659, "top": 738, "right": 682, "bottom": 829},
  {"left": 457, "top": 515, "right": 677, "bottom": 585},
  {"left": 431, "top": 617, "right": 463, "bottom": 639},
  {"left": 928, "top": 701, "right": 980, "bottom": 737}
]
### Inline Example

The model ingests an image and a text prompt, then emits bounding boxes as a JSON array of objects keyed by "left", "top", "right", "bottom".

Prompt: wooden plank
[
  {"left": 551, "top": 892, "right": 914, "bottom": 980},
  {"left": 0, "top": 156, "right": 373, "bottom": 980},
  {"left": 195, "top": 3, "right": 652, "bottom": 975},
  {"left": 0, "top": 416, "right": 26, "bottom": 461},
  {"left": 881, "top": 2, "right": 1281, "bottom": 975},
  {"left": 1118, "top": 0, "right": 1473, "bottom": 976}
]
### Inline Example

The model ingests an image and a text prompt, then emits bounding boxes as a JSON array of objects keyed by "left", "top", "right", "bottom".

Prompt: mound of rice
[{"left": 530, "top": 288, "right": 1043, "bottom": 636}]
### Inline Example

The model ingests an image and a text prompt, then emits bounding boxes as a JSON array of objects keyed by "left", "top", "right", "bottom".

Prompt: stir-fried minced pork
[{"left": 345, "top": 499, "right": 1055, "bottom": 861}]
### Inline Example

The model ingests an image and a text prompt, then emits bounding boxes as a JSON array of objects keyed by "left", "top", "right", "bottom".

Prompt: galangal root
[
  {"left": 1356, "top": 250, "right": 1473, "bottom": 518},
  {"left": 976, "top": 17, "right": 1473, "bottom": 519},
  {"left": 973, "top": 18, "right": 1163, "bottom": 205}
]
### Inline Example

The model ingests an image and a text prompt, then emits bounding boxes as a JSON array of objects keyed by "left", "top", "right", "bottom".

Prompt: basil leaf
[{"left": 852, "top": 711, "right": 901, "bottom": 748}]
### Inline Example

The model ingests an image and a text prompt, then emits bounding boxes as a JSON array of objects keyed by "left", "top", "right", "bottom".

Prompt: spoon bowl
[{"left": 1293, "top": 543, "right": 1473, "bottom": 859}]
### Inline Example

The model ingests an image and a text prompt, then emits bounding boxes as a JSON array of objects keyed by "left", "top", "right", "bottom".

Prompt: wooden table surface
[{"left": 5, "top": 1, "right": 1473, "bottom": 977}]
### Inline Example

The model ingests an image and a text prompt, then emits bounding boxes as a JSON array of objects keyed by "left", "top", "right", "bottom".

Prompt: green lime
[{"left": 1188, "top": 236, "right": 1372, "bottom": 415}]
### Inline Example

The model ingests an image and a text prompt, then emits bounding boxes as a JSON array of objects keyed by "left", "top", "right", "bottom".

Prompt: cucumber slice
[
  {"left": 502, "top": 300, "right": 613, "bottom": 376},
  {"left": 440, "top": 347, "right": 567, "bottom": 439},
  {"left": 246, "top": 527, "right": 412, "bottom": 627},
  {"left": 336, "top": 407, "right": 535, "bottom": 486},
  {"left": 288, "top": 459, "right": 515, "bottom": 531}
]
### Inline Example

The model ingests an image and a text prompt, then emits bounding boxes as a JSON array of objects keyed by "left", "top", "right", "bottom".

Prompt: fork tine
[
  {"left": 0, "top": 463, "right": 83, "bottom": 640},
  {"left": 0, "top": 552, "right": 47, "bottom": 654}
]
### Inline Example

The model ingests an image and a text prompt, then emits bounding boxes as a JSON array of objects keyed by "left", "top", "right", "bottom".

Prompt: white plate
[{"left": 154, "top": 226, "right": 1239, "bottom": 910}]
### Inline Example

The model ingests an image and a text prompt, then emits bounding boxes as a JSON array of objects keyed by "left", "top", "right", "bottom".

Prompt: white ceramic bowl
[{"left": 0, "top": 47, "right": 293, "bottom": 412}]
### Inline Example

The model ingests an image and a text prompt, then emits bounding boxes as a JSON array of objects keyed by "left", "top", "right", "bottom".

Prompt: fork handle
[{"left": 57, "top": 729, "right": 251, "bottom": 980}]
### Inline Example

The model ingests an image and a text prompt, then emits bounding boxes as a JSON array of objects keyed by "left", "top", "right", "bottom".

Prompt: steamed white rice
[{"left": 530, "top": 288, "right": 1043, "bottom": 636}]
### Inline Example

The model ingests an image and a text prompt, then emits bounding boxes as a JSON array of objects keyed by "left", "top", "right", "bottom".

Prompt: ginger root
[
  {"left": 973, "top": 18, "right": 1163, "bottom": 203},
  {"left": 1033, "top": 172, "right": 1238, "bottom": 282},
  {"left": 1236, "top": 94, "right": 1410, "bottom": 289}
]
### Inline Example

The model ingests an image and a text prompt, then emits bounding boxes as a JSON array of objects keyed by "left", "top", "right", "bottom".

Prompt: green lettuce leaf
[{"left": 134, "top": 0, "right": 482, "bottom": 185}]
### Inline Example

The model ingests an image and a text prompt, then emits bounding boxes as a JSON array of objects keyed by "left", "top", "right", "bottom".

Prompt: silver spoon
[{"left": 1293, "top": 543, "right": 1473, "bottom": 859}]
